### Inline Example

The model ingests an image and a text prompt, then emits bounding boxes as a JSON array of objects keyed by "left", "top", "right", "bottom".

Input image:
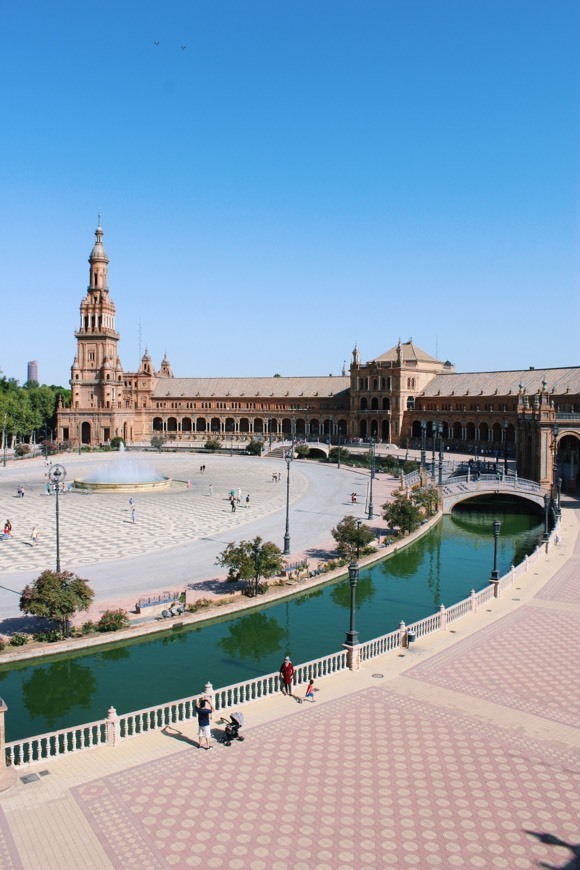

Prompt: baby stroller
[{"left": 219, "top": 711, "right": 245, "bottom": 746}]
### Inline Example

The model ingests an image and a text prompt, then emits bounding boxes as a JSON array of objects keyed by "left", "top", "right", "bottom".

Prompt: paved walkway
[
  {"left": 0, "top": 451, "right": 400, "bottom": 627},
  {"left": 0, "top": 501, "right": 577, "bottom": 868}
]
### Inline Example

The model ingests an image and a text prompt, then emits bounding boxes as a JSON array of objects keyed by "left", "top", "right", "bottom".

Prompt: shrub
[
  {"left": 0, "top": 639, "right": 5, "bottom": 652},
  {"left": 33, "top": 629, "right": 64, "bottom": 643},
  {"left": 151, "top": 433, "right": 165, "bottom": 451},
  {"left": 110, "top": 436, "right": 124, "bottom": 450},
  {"left": 97, "top": 609, "right": 130, "bottom": 632},
  {"left": 295, "top": 444, "right": 310, "bottom": 459},
  {"left": 186, "top": 598, "right": 212, "bottom": 613},
  {"left": 245, "top": 439, "right": 263, "bottom": 456},
  {"left": 14, "top": 443, "right": 31, "bottom": 457},
  {"left": 9, "top": 633, "right": 29, "bottom": 647},
  {"left": 205, "top": 438, "right": 222, "bottom": 451},
  {"left": 80, "top": 621, "right": 98, "bottom": 635},
  {"left": 241, "top": 582, "right": 268, "bottom": 597}
]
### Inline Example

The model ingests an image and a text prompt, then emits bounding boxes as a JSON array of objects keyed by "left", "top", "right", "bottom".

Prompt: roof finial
[{"left": 97, "top": 211, "right": 101, "bottom": 227}]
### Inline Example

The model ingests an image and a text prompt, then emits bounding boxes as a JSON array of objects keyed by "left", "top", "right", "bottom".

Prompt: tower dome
[{"left": 89, "top": 224, "right": 109, "bottom": 265}]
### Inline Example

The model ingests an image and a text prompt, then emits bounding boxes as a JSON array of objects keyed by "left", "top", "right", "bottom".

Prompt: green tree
[
  {"left": 151, "top": 432, "right": 165, "bottom": 451},
  {"left": 216, "top": 536, "right": 284, "bottom": 597},
  {"left": 331, "top": 515, "right": 376, "bottom": 561},
  {"left": 245, "top": 439, "right": 263, "bottom": 455},
  {"left": 205, "top": 437, "right": 222, "bottom": 451},
  {"left": 328, "top": 446, "right": 350, "bottom": 463},
  {"left": 382, "top": 493, "right": 422, "bottom": 536},
  {"left": 295, "top": 444, "right": 310, "bottom": 459},
  {"left": 410, "top": 487, "right": 440, "bottom": 517},
  {"left": 20, "top": 570, "right": 94, "bottom": 635}
]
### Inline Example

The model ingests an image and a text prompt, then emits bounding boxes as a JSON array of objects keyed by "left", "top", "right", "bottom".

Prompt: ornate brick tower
[{"left": 63, "top": 224, "right": 126, "bottom": 445}]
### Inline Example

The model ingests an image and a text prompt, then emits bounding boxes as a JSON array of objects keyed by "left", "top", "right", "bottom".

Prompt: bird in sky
[
  {"left": 154, "top": 41, "right": 160, "bottom": 46},
  {"left": 181, "top": 45, "right": 187, "bottom": 50}
]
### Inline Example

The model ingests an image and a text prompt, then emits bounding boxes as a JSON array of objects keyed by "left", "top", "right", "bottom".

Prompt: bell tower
[{"left": 68, "top": 224, "right": 125, "bottom": 440}]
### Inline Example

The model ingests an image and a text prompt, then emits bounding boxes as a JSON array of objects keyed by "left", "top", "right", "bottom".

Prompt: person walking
[
  {"left": 209, "top": 483, "right": 213, "bottom": 496},
  {"left": 245, "top": 493, "right": 250, "bottom": 508},
  {"left": 195, "top": 696, "right": 214, "bottom": 750},
  {"left": 131, "top": 507, "right": 137, "bottom": 524},
  {"left": 279, "top": 656, "right": 295, "bottom": 696},
  {"left": 30, "top": 526, "right": 38, "bottom": 546},
  {"left": 301, "top": 679, "right": 316, "bottom": 703}
]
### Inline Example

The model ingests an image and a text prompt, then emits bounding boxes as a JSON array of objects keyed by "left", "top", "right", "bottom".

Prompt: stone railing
[{"left": 3, "top": 526, "right": 558, "bottom": 768}]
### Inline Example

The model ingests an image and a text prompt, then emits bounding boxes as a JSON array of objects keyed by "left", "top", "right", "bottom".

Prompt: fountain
[{"left": 74, "top": 444, "right": 172, "bottom": 492}]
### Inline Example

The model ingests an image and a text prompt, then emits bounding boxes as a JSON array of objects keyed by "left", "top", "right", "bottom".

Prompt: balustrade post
[
  {"left": 524, "top": 555, "right": 529, "bottom": 573},
  {"left": 439, "top": 603, "right": 447, "bottom": 630},
  {"left": 343, "top": 643, "right": 361, "bottom": 670},
  {"left": 511, "top": 564, "right": 516, "bottom": 584},
  {"left": 0, "top": 699, "right": 17, "bottom": 792},
  {"left": 106, "top": 706, "right": 120, "bottom": 748},
  {"left": 399, "top": 620, "right": 407, "bottom": 648},
  {"left": 470, "top": 589, "right": 477, "bottom": 613}
]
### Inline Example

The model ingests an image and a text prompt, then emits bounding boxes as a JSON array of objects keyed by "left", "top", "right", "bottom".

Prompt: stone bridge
[{"left": 441, "top": 475, "right": 547, "bottom": 514}]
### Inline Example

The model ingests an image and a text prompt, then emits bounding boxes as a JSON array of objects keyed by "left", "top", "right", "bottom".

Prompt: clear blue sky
[{"left": 1, "top": 0, "right": 578, "bottom": 386}]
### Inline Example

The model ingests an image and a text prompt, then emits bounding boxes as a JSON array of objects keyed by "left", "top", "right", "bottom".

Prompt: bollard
[
  {"left": 470, "top": 589, "right": 477, "bottom": 613},
  {"left": 439, "top": 603, "right": 447, "bottom": 630},
  {"left": 399, "top": 620, "right": 407, "bottom": 649}
]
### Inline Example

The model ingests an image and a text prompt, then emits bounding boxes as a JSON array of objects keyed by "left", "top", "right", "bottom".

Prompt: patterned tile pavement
[
  {"left": 404, "top": 606, "right": 580, "bottom": 729},
  {"left": 71, "top": 689, "right": 580, "bottom": 869}
]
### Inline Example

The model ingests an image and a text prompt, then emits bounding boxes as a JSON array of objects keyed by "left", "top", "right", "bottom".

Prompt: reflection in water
[
  {"left": 99, "top": 646, "right": 131, "bottom": 662},
  {"left": 330, "top": 573, "right": 376, "bottom": 610},
  {"left": 219, "top": 612, "right": 285, "bottom": 662},
  {"left": 23, "top": 662, "right": 96, "bottom": 727}
]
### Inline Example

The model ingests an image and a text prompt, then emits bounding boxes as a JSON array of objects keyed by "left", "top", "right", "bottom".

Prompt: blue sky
[{"left": 1, "top": 0, "right": 578, "bottom": 386}]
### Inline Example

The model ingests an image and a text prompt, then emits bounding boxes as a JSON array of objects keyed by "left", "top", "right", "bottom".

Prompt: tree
[
  {"left": 216, "top": 536, "right": 284, "bottom": 597},
  {"left": 245, "top": 439, "right": 263, "bottom": 455},
  {"left": 410, "top": 486, "right": 440, "bottom": 517},
  {"left": 382, "top": 492, "right": 422, "bottom": 536},
  {"left": 331, "top": 515, "right": 376, "bottom": 561},
  {"left": 150, "top": 432, "right": 165, "bottom": 451},
  {"left": 328, "top": 446, "right": 349, "bottom": 463},
  {"left": 20, "top": 570, "right": 94, "bottom": 635}
]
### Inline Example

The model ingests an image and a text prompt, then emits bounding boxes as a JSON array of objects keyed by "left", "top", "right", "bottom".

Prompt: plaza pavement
[
  {"left": 0, "top": 494, "right": 577, "bottom": 867},
  {"left": 0, "top": 450, "right": 400, "bottom": 628}
]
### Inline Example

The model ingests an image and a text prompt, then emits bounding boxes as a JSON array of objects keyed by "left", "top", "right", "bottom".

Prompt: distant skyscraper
[{"left": 27, "top": 360, "right": 38, "bottom": 384}]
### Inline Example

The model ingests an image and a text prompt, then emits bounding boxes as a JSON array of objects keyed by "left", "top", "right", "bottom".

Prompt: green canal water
[{"left": 0, "top": 499, "right": 543, "bottom": 742}]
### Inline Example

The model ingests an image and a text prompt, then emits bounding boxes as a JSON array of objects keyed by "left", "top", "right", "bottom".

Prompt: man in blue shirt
[{"left": 195, "top": 697, "right": 214, "bottom": 750}]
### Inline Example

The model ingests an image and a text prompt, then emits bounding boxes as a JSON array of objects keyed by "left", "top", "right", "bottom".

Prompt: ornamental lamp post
[
  {"left": 490, "top": 518, "right": 501, "bottom": 583},
  {"left": 345, "top": 520, "right": 362, "bottom": 646},
  {"left": 48, "top": 464, "right": 66, "bottom": 573},
  {"left": 283, "top": 450, "right": 292, "bottom": 555},
  {"left": 431, "top": 422, "right": 436, "bottom": 480},
  {"left": 420, "top": 419, "right": 426, "bottom": 470},
  {"left": 2, "top": 414, "right": 6, "bottom": 468},
  {"left": 543, "top": 492, "right": 550, "bottom": 542},
  {"left": 502, "top": 418, "right": 508, "bottom": 475},
  {"left": 368, "top": 440, "right": 375, "bottom": 520},
  {"left": 551, "top": 425, "right": 559, "bottom": 503},
  {"left": 557, "top": 477, "right": 562, "bottom": 515},
  {"left": 438, "top": 422, "right": 444, "bottom": 486}
]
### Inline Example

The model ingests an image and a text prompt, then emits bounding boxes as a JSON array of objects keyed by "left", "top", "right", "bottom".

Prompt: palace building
[{"left": 57, "top": 226, "right": 580, "bottom": 492}]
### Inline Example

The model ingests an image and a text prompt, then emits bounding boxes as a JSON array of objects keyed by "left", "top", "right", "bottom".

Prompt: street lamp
[
  {"left": 345, "top": 521, "right": 361, "bottom": 646},
  {"left": 283, "top": 450, "right": 292, "bottom": 555},
  {"left": 368, "top": 440, "right": 375, "bottom": 520},
  {"left": 268, "top": 416, "right": 273, "bottom": 453},
  {"left": 431, "top": 422, "right": 436, "bottom": 480},
  {"left": 337, "top": 427, "right": 342, "bottom": 469},
  {"left": 551, "top": 425, "right": 559, "bottom": 505},
  {"left": 557, "top": 477, "right": 562, "bottom": 514},
  {"left": 48, "top": 463, "right": 66, "bottom": 573},
  {"left": 438, "top": 422, "right": 444, "bottom": 486},
  {"left": 502, "top": 418, "right": 508, "bottom": 475},
  {"left": 543, "top": 492, "right": 550, "bottom": 542},
  {"left": 2, "top": 414, "right": 6, "bottom": 467},
  {"left": 490, "top": 518, "right": 501, "bottom": 582},
  {"left": 420, "top": 419, "right": 426, "bottom": 470}
]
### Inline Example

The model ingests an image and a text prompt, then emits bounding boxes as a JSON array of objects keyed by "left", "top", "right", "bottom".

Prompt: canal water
[{"left": 0, "top": 499, "right": 543, "bottom": 742}]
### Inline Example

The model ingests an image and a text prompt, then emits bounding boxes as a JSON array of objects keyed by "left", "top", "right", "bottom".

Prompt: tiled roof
[
  {"left": 151, "top": 376, "right": 351, "bottom": 400},
  {"left": 423, "top": 367, "right": 580, "bottom": 397},
  {"left": 373, "top": 340, "right": 442, "bottom": 365}
]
